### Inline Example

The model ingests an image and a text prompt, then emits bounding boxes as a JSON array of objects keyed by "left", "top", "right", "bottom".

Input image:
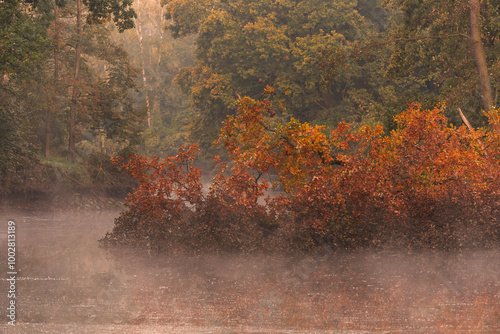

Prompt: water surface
[{"left": 0, "top": 209, "right": 498, "bottom": 333}]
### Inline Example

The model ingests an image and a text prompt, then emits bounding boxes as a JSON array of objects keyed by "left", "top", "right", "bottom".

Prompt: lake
[{"left": 0, "top": 209, "right": 498, "bottom": 333}]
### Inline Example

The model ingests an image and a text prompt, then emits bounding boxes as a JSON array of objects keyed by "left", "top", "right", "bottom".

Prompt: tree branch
[{"left": 458, "top": 107, "right": 487, "bottom": 155}]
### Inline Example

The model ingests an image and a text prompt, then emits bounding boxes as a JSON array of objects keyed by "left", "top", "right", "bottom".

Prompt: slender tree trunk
[
  {"left": 44, "top": 101, "right": 53, "bottom": 157},
  {"left": 158, "top": 1, "right": 164, "bottom": 66},
  {"left": 69, "top": 0, "right": 82, "bottom": 161},
  {"left": 44, "top": 3, "right": 60, "bottom": 158},
  {"left": 135, "top": 0, "right": 151, "bottom": 127},
  {"left": 469, "top": 0, "right": 494, "bottom": 111}
]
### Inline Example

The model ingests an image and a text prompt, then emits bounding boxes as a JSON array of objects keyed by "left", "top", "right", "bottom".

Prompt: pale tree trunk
[
  {"left": 158, "top": 0, "right": 164, "bottom": 66},
  {"left": 469, "top": 0, "right": 494, "bottom": 111},
  {"left": 69, "top": 0, "right": 82, "bottom": 161},
  {"left": 135, "top": 0, "right": 151, "bottom": 127}
]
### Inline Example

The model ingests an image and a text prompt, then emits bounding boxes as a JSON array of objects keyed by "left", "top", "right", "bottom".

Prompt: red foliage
[
  {"left": 266, "top": 104, "right": 500, "bottom": 249},
  {"left": 102, "top": 93, "right": 500, "bottom": 253},
  {"left": 103, "top": 144, "right": 275, "bottom": 253},
  {"left": 105, "top": 145, "right": 203, "bottom": 250},
  {"left": 111, "top": 144, "right": 204, "bottom": 216}
]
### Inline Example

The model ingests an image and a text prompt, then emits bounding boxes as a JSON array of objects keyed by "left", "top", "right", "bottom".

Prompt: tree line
[
  {"left": 101, "top": 95, "right": 500, "bottom": 252},
  {"left": 161, "top": 0, "right": 499, "bottom": 153},
  {"left": 1, "top": 0, "right": 499, "bottom": 199},
  {"left": 1, "top": 0, "right": 140, "bottom": 194}
]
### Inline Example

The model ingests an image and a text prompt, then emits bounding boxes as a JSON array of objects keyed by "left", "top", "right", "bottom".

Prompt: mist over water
[{"left": 0, "top": 209, "right": 498, "bottom": 333}]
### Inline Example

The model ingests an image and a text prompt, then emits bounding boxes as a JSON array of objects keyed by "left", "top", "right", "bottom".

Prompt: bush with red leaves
[{"left": 101, "top": 94, "right": 500, "bottom": 253}]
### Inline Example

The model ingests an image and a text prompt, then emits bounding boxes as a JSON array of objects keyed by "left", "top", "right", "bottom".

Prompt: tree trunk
[
  {"left": 44, "top": 3, "right": 60, "bottom": 158},
  {"left": 44, "top": 107, "right": 53, "bottom": 158},
  {"left": 135, "top": 0, "right": 151, "bottom": 127},
  {"left": 469, "top": 0, "right": 494, "bottom": 111},
  {"left": 69, "top": 0, "right": 82, "bottom": 161},
  {"left": 321, "top": 91, "right": 334, "bottom": 109}
]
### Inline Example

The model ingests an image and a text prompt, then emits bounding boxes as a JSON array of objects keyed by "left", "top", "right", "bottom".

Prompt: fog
[{"left": 0, "top": 209, "right": 498, "bottom": 333}]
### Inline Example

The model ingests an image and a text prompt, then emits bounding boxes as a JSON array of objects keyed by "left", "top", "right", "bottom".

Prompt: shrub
[{"left": 101, "top": 94, "right": 500, "bottom": 253}]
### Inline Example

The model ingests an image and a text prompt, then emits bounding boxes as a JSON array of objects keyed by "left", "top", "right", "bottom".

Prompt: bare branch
[
  {"left": 458, "top": 107, "right": 487, "bottom": 155},
  {"left": 458, "top": 107, "right": 474, "bottom": 132}
]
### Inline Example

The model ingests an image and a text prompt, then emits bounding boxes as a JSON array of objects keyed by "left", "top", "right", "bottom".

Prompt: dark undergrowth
[
  {"left": 99, "top": 195, "right": 500, "bottom": 255},
  {"left": 0, "top": 150, "right": 136, "bottom": 211}
]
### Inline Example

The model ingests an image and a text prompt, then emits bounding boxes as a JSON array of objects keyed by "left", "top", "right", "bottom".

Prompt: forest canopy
[
  {"left": 1, "top": 0, "right": 499, "bottom": 251},
  {"left": 162, "top": 0, "right": 499, "bottom": 152}
]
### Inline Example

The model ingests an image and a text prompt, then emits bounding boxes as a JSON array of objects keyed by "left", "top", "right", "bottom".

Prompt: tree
[
  {"left": 162, "top": 0, "right": 395, "bottom": 151},
  {"left": 469, "top": 0, "right": 494, "bottom": 112},
  {"left": 9, "top": 0, "right": 141, "bottom": 160},
  {"left": 67, "top": 0, "right": 137, "bottom": 160},
  {"left": 0, "top": 0, "right": 143, "bottom": 194},
  {"left": 102, "top": 90, "right": 500, "bottom": 252},
  {"left": 0, "top": 0, "right": 52, "bottom": 192},
  {"left": 44, "top": 1, "right": 61, "bottom": 158},
  {"left": 218, "top": 92, "right": 500, "bottom": 249},
  {"left": 387, "top": 0, "right": 499, "bottom": 119},
  {"left": 0, "top": 0, "right": 51, "bottom": 81},
  {"left": 111, "top": 0, "right": 197, "bottom": 158}
]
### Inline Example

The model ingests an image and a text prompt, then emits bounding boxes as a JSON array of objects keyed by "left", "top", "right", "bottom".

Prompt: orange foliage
[
  {"left": 102, "top": 93, "right": 500, "bottom": 253},
  {"left": 218, "top": 97, "right": 500, "bottom": 250}
]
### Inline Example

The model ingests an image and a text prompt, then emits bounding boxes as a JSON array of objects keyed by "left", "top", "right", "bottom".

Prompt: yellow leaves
[{"left": 263, "top": 85, "right": 274, "bottom": 95}]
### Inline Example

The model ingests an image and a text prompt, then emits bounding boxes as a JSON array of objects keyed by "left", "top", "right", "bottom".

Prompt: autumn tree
[
  {"left": 162, "top": 0, "right": 399, "bottom": 152},
  {"left": 217, "top": 93, "right": 500, "bottom": 249},
  {"left": 103, "top": 89, "right": 500, "bottom": 252}
]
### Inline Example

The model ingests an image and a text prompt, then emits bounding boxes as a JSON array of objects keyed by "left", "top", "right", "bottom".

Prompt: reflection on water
[{"left": 0, "top": 210, "right": 499, "bottom": 333}]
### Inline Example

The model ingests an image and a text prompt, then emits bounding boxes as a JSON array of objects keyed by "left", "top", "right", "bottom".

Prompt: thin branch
[
  {"left": 458, "top": 107, "right": 487, "bottom": 156},
  {"left": 255, "top": 171, "right": 263, "bottom": 183},
  {"left": 458, "top": 108, "right": 474, "bottom": 132}
]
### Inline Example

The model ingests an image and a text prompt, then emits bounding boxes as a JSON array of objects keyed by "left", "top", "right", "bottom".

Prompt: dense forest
[{"left": 2, "top": 0, "right": 500, "bottom": 250}]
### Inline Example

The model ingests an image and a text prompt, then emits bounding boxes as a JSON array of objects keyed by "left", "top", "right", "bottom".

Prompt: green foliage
[
  {"left": 0, "top": 108, "right": 22, "bottom": 175},
  {"left": 162, "top": 0, "right": 213, "bottom": 38},
  {"left": 163, "top": 0, "right": 402, "bottom": 151},
  {"left": 0, "top": 0, "right": 54, "bottom": 194},
  {"left": 84, "top": 0, "right": 137, "bottom": 32},
  {"left": 0, "top": 0, "right": 143, "bottom": 194},
  {"left": 0, "top": 108, "right": 55, "bottom": 195},
  {"left": 387, "top": 0, "right": 500, "bottom": 123},
  {"left": 0, "top": 0, "right": 51, "bottom": 79}
]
